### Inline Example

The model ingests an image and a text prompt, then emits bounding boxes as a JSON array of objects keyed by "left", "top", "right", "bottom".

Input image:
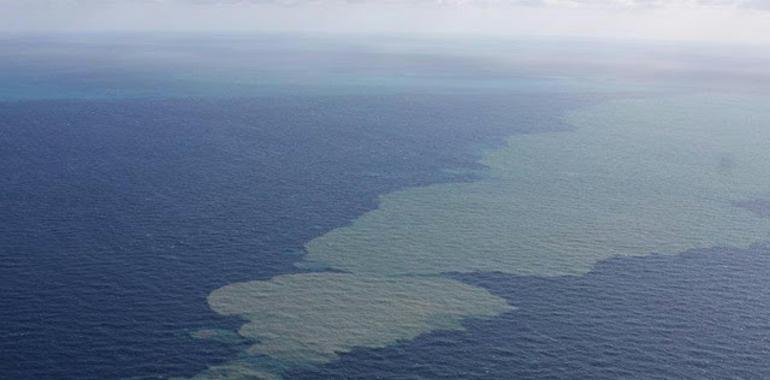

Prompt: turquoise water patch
[{"left": 202, "top": 93, "right": 770, "bottom": 378}]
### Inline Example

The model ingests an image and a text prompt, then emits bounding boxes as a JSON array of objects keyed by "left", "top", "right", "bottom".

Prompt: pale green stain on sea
[
  {"left": 304, "top": 94, "right": 770, "bottom": 277},
  {"left": 209, "top": 274, "right": 511, "bottom": 363},
  {"left": 198, "top": 94, "right": 770, "bottom": 378}
]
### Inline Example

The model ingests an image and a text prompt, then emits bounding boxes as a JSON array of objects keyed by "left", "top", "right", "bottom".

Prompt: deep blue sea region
[{"left": 0, "top": 95, "right": 579, "bottom": 379}]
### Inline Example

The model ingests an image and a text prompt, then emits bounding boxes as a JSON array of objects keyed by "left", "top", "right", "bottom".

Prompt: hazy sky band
[
  {"left": 2, "top": 0, "right": 769, "bottom": 43},
  {"left": 5, "top": 0, "right": 769, "bottom": 8}
]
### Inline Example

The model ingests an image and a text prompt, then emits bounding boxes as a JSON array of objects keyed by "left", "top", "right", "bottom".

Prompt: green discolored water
[
  {"left": 304, "top": 94, "right": 770, "bottom": 277},
  {"left": 203, "top": 93, "right": 770, "bottom": 378},
  {"left": 209, "top": 274, "right": 510, "bottom": 364}
]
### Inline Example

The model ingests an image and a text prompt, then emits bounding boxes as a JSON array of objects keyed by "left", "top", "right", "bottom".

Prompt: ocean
[{"left": 2, "top": 34, "right": 770, "bottom": 379}]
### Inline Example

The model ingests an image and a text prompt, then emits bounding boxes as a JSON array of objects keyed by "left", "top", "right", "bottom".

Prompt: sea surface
[{"left": 2, "top": 34, "right": 770, "bottom": 379}]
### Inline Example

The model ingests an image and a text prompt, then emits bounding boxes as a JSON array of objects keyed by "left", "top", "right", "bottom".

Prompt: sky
[{"left": 1, "top": 0, "right": 770, "bottom": 43}]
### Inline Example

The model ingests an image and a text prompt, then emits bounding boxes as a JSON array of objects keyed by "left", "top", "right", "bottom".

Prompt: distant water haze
[{"left": 1, "top": 34, "right": 770, "bottom": 101}]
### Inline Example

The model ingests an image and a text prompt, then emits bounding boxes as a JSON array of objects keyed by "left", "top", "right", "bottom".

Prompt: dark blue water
[
  {"left": 292, "top": 244, "right": 770, "bottom": 379},
  {"left": 0, "top": 95, "right": 579, "bottom": 379}
]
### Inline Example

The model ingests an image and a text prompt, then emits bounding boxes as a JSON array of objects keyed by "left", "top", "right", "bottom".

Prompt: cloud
[
  {"left": 3, "top": 0, "right": 770, "bottom": 10},
  {"left": 2, "top": 0, "right": 769, "bottom": 6},
  {"left": 145, "top": 0, "right": 770, "bottom": 8},
  {"left": 1, "top": 0, "right": 769, "bottom": 43}
]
